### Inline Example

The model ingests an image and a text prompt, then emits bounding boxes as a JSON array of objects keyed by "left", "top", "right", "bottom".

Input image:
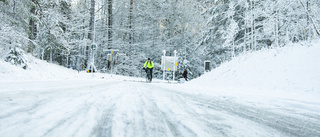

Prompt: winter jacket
[
  {"left": 143, "top": 61, "right": 154, "bottom": 69},
  {"left": 183, "top": 70, "right": 188, "bottom": 78}
]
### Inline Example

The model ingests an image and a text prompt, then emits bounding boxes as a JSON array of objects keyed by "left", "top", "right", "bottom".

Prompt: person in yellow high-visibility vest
[{"left": 143, "top": 58, "right": 154, "bottom": 81}]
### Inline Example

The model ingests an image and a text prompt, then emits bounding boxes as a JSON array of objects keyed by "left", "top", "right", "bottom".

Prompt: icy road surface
[{"left": 0, "top": 79, "right": 319, "bottom": 137}]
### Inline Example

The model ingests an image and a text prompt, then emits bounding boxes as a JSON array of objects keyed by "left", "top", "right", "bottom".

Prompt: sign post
[
  {"left": 162, "top": 50, "right": 166, "bottom": 80},
  {"left": 104, "top": 49, "right": 119, "bottom": 76},
  {"left": 173, "top": 50, "right": 177, "bottom": 81},
  {"left": 91, "top": 44, "right": 95, "bottom": 77},
  {"left": 87, "top": 43, "right": 97, "bottom": 75}
]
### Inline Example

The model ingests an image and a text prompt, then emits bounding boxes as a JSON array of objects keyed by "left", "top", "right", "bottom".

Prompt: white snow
[
  {"left": 0, "top": 41, "right": 320, "bottom": 137},
  {"left": 183, "top": 40, "right": 320, "bottom": 117}
]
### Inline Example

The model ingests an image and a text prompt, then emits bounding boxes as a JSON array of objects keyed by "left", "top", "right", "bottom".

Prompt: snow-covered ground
[
  {"left": 185, "top": 41, "right": 320, "bottom": 116},
  {"left": 0, "top": 41, "right": 320, "bottom": 137}
]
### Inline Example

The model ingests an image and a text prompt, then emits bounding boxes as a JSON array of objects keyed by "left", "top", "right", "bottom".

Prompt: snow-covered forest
[
  {"left": 1, "top": 0, "right": 320, "bottom": 79},
  {"left": 1, "top": 1, "right": 320, "bottom": 136}
]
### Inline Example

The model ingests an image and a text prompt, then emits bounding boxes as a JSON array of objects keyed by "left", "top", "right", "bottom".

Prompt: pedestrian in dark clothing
[{"left": 183, "top": 69, "right": 188, "bottom": 81}]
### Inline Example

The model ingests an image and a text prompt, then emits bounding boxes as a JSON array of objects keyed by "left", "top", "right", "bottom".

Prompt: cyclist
[{"left": 143, "top": 58, "right": 154, "bottom": 81}]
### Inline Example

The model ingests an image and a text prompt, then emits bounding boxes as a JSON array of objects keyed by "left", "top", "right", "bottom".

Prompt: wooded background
[{"left": 1, "top": 0, "right": 319, "bottom": 80}]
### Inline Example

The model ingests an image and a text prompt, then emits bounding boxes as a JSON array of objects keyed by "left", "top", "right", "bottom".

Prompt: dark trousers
[{"left": 146, "top": 68, "right": 153, "bottom": 79}]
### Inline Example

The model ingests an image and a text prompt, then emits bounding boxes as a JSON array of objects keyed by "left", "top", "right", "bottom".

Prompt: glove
[{"left": 143, "top": 67, "right": 145, "bottom": 70}]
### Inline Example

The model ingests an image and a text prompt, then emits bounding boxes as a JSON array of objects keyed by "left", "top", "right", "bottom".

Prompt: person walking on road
[{"left": 183, "top": 69, "right": 188, "bottom": 81}]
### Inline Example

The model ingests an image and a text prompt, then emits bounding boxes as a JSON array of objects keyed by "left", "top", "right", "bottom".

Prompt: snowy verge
[
  {"left": 175, "top": 40, "right": 320, "bottom": 116},
  {"left": 188, "top": 40, "right": 320, "bottom": 94},
  {"left": 0, "top": 54, "right": 114, "bottom": 82}
]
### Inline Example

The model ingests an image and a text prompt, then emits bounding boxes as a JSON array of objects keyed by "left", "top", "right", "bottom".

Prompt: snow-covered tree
[
  {"left": 0, "top": 0, "right": 33, "bottom": 66},
  {"left": 5, "top": 47, "right": 28, "bottom": 69},
  {"left": 0, "top": 1, "right": 26, "bottom": 48}
]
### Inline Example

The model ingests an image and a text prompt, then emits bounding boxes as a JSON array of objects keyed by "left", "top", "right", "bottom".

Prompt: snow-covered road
[{"left": 0, "top": 79, "right": 319, "bottom": 137}]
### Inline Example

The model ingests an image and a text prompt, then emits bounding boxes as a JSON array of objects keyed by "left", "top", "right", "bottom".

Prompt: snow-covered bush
[{"left": 5, "top": 47, "right": 28, "bottom": 69}]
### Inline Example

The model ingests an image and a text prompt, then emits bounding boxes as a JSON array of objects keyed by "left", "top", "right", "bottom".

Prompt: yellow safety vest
[{"left": 143, "top": 61, "right": 154, "bottom": 68}]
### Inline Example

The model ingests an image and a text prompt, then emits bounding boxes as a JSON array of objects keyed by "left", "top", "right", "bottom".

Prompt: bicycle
[{"left": 144, "top": 68, "right": 152, "bottom": 83}]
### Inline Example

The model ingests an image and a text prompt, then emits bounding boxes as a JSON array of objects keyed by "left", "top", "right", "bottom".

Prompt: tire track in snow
[
  {"left": 138, "top": 83, "right": 201, "bottom": 137},
  {"left": 91, "top": 98, "right": 118, "bottom": 137},
  {"left": 41, "top": 94, "right": 101, "bottom": 137},
  {"left": 147, "top": 86, "right": 231, "bottom": 137},
  {"left": 108, "top": 84, "right": 149, "bottom": 137},
  {"left": 141, "top": 93, "right": 184, "bottom": 137},
  {"left": 2, "top": 79, "right": 319, "bottom": 137},
  {"left": 120, "top": 82, "right": 235, "bottom": 136},
  {"left": 154, "top": 85, "right": 320, "bottom": 137},
  {"left": 0, "top": 81, "right": 114, "bottom": 121},
  {"left": 0, "top": 81, "right": 123, "bottom": 137}
]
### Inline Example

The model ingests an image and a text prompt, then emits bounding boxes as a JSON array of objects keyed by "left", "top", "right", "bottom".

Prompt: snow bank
[
  {"left": 186, "top": 40, "right": 320, "bottom": 106},
  {"left": 0, "top": 54, "right": 111, "bottom": 82}
]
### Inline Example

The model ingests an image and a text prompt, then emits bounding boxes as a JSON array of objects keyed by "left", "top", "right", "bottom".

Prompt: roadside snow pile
[
  {"left": 0, "top": 54, "right": 108, "bottom": 81},
  {"left": 188, "top": 40, "right": 320, "bottom": 101}
]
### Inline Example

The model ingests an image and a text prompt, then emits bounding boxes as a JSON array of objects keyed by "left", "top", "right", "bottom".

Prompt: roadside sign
[
  {"left": 161, "top": 56, "right": 178, "bottom": 71},
  {"left": 104, "top": 49, "right": 119, "bottom": 55},
  {"left": 162, "top": 50, "right": 178, "bottom": 81}
]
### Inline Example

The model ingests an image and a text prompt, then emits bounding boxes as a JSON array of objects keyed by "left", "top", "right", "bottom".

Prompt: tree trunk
[
  {"left": 274, "top": 1, "right": 279, "bottom": 48},
  {"left": 244, "top": 6, "right": 247, "bottom": 54},
  {"left": 88, "top": 0, "right": 95, "bottom": 41},
  {"left": 251, "top": 0, "right": 255, "bottom": 51},
  {"left": 76, "top": 38, "right": 81, "bottom": 70},
  {"left": 299, "top": 0, "right": 320, "bottom": 36},
  {"left": 13, "top": 0, "right": 15, "bottom": 13},
  {"left": 50, "top": 48, "right": 53, "bottom": 63},
  {"left": 107, "top": 0, "right": 113, "bottom": 49},
  {"left": 129, "top": 0, "right": 134, "bottom": 49},
  {"left": 28, "top": 4, "right": 37, "bottom": 53},
  {"left": 87, "top": 0, "right": 95, "bottom": 70},
  {"left": 307, "top": 0, "right": 310, "bottom": 40}
]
